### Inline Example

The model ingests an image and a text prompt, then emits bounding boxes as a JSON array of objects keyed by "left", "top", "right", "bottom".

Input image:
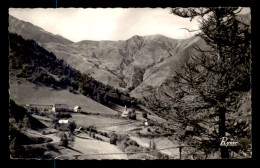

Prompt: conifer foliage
[{"left": 168, "top": 7, "right": 251, "bottom": 159}]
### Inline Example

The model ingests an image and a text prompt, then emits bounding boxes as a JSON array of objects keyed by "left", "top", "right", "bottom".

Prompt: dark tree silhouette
[
  {"left": 168, "top": 7, "right": 251, "bottom": 159},
  {"left": 59, "top": 133, "right": 69, "bottom": 147},
  {"left": 144, "top": 8, "right": 251, "bottom": 159},
  {"left": 68, "top": 121, "right": 77, "bottom": 133}
]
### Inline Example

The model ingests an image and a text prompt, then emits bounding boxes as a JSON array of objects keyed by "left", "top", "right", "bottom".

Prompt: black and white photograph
[{"left": 8, "top": 7, "right": 251, "bottom": 160}]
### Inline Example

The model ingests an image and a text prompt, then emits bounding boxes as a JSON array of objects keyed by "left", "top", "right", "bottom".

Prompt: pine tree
[{"left": 168, "top": 7, "right": 251, "bottom": 159}]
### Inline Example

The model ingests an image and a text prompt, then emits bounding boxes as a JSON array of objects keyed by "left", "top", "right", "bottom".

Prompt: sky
[{"left": 9, "top": 8, "right": 250, "bottom": 42}]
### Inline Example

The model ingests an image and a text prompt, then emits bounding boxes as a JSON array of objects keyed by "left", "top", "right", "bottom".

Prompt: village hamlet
[{"left": 9, "top": 7, "right": 252, "bottom": 160}]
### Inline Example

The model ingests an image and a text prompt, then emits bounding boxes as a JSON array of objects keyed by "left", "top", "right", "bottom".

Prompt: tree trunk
[
  {"left": 219, "top": 107, "right": 229, "bottom": 158},
  {"left": 215, "top": 11, "right": 229, "bottom": 159}
]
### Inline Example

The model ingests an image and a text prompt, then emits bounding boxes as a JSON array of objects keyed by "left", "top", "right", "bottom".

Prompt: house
[
  {"left": 144, "top": 119, "right": 149, "bottom": 126},
  {"left": 52, "top": 104, "right": 69, "bottom": 112},
  {"left": 58, "top": 119, "right": 69, "bottom": 124},
  {"left": 73, "top": 106, "right": 82, "bottom": 112},
  {"left": 121, "top": 105, "right": 130, "bottom": 118}
]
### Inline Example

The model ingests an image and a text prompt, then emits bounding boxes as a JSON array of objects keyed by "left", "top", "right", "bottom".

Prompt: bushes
[
  {"left": 97, "top": 131, "right": 109, "bottom": 138},
  {"left": 115, "top": 134, "right": 141, "bottom": 153},
  {"left": 128, "top": 110, "right": 136, "bottom": 120},
  {"left": 90, "top": 132, "right": 96, "bottom": 139},
  {"left": 59, "top": 133, "right": 69, "bottom": 147},
  {"left": 142, "top": 112, "right": 148, "bottom": 119},
  {"left": 87, "top": 126, "right": 98, "bottom": 133},
  {"left": 56, "top": 112, "right": 71, "bottom": 119},
  {"left": 109, "top": 133, "right": 118, "bottom": 145},
  {"left": 68, "top": 121, "right": 77, "bottom": 133}
]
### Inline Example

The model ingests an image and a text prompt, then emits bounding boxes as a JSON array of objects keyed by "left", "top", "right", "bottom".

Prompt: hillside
[
  {"left": 42, "top": 35, "right": 202, "bottom": 99},
  {"left": 8, "top": 15, "right": 202, "bottom": 98},
  {"left": 9, "top": 15, "right": 73, "bottom": 45},
  {"left": 9, "top": 32, "right": 134, "bottom": 108},
  {"left": 10, "top": 78, "right": 118, "bottom": 115},
  {"left": 9, "top": 14, "right": 250, "bottom": 99}
]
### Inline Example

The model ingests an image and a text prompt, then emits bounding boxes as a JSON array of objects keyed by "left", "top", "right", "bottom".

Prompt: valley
[
  {"left": 8, "top": 10, "right": 252, "bottom": 160},
  {"left": 9, "top": 77, "right": 183, "bottom": 160}
]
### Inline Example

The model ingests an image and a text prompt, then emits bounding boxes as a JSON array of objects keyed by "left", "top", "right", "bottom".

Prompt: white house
[
  {"left": 144, "top": 119, "right": 149, "bottom": 126},
  {"left": 73, "top": 106, "right": 82, "bottom": 112},
  {"left": 58, "top": 120, "right": 69, "bottom": 124}
]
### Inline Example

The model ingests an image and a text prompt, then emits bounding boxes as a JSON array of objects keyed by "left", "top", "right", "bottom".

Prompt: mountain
[
  {"left": 9, "top": 15, "right": 73, "bottom": 45},
  {"left": 8, "top": 15, "right": 203, "bottom": 99},
  {"left": 41, "top": 34, "right": 202, "bottom": 98}
]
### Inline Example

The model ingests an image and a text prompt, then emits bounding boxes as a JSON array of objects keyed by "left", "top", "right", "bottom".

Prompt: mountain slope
[
  {"left": 8, "top": 15, "right": 202, "bottom": 98},
  {"left": 9, "top": 32, "right": 134, "bottom": 109},
  {"left": 41, "top": 34, "right": 202, "bottom": 98},
  {"left": 9, "top": 15, "right": 73, "bottom": 45},
  {"left": 9, "top": 14, "right": 250, "bottom": 99}
]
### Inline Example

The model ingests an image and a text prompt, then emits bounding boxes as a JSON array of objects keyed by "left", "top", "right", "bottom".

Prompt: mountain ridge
[
  {"left": 8, "top": 15, "right": 204, "bottom": 98},
  {"left": 9, "top": 15, "right": 74, "bottom": 45}
]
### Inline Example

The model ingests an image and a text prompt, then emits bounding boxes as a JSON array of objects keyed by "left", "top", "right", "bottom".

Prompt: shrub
[
  {"left": 88, "top": 126, "right": 97, "bottom": 133},
  {"left": 68, "top": 121, "right": 77, "bottom": 133},
  {"left": 56, "top": 112, "right": 71, "bottom": 119},
  {"left": 68, "top": 132, "right": 75, "bottom": 142},
  {"left": 128, "top": 110, "right": 136, "bottom": 120},
  {"left": 110, "top": 133, "right": 117, "bottom": 145},
  {"left": 128, "top": 140, "right": 139, "bottom": 147},
  {"left": 103, "top": 132, "right": 108, "bottom": 137},
  {"left": 59, "top": 133, "right": 68, "bottom": 147},
  {"left": 142, "top": 112, "right": 148, "bottom": 119}
]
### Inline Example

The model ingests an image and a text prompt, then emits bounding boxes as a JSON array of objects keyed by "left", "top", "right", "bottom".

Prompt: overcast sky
[{"left": 9, "top": 8, "right": 250, "bottom": 42}]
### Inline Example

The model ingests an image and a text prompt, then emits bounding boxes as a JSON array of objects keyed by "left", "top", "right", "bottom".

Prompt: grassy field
[
  {"left": 70, "top": 113, "right": 128, "bottom": 127},
  {"left": 71, "top": 137, "right": 128, "bottom": 160},
  {"left": 129, "top": 136, "right": 180, "bottom": 158},
  {"left": 9, "top": 78, "right": 118, "bottom": 115}
]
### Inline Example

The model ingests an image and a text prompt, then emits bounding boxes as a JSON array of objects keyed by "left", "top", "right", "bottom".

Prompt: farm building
[
  {"left": 58, "top": 119, "right": 69, "bottom": 124},
  {"left": 144, "top": 119, "right": 149, "bottom": 126},
  {"left": 52, "top": 104, "right": 69, "bottom": 112},
  {"left": 121, "top": 106, "right": 136, "bottom": 119},
  {"left": 73, "top": 106, "right": 82, "bottom": 112},
  {"left": 121, "top": 105, "right": 130, "bottom": 117}
]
